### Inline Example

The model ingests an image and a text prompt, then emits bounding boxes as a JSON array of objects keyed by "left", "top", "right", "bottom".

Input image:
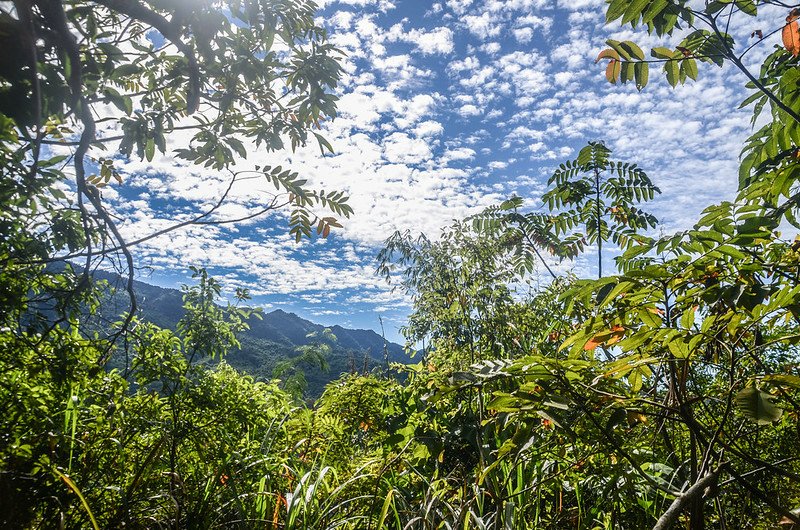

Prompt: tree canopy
[{"left": 2, "top": 0, "right": 351, "bottom": 334}]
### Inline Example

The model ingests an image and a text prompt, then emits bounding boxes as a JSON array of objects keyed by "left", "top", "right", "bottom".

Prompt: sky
[{"left": 92, "top": 0, "right": 786, "bottom": 343}]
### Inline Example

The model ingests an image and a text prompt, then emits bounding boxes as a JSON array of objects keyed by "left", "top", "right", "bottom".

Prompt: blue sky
[{"left": 93, "top": 0, "right": 784, "bottom": 343}]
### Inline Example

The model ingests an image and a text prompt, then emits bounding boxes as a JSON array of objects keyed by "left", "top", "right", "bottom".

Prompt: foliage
[
  {"left": 472, "top": 142, "right": 660, "bottom": 278},
  {"left": 7, "top": 0, "right": 800, "bottom": 529},
  {"left": 377, "top": 222, "right": 520, "bottom": 368},
  {"left": 274, "top": 328, "right": 335, "bottom": 400},
  {"left": 0, "top": 0, "right": 351, "bottom": 334},
  {"left": 542, "top": 141, "right": 660, "bottom": 277}
]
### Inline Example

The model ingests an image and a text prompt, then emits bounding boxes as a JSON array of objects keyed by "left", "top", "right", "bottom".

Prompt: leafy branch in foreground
[{"left": 1, "top": 0, "right": 348, "bottom": 343}]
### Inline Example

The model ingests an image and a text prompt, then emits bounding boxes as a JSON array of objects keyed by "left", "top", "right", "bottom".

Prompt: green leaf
[
  {"left": 681, "top": 58, "right": 698, "bottom": 81},
  {"left": 762, "top": 374, "right": 800, "bottom": 389},
  {"left": 651, "top": 47, "right": 674, "bottom": 60},
  {"left": 55, "top": 470, "right": 100, "bottom": 530},
  {"left": 628, "top": 368, "right": 643, "bottom": 392},
  {"left": 606, "top": 0, "right": 629, "bottom": 22},
  {"left": 313, "top": 132, "right": 334, "bottom": 155},
  {"left": 619, "top": 41, "right": 645, "bottom": 60},
  {"left": 738, "top": 91, "right": 764, "bottom": 109},
  {"left": 735, "top": 0, "right": 756, "bottom": 16},
  {"left": 705, "top": 1, "right": 730, "bottom": 16},
  {"left": 622, "top": 0, "right": 650, "bottom": 25},
  {"left": 145, "top": 138, "right": 155, "bottom": 162},
  {"left": 634, "top": 62, "right": 649, "bottom": 90},
  {"left": 665, "top": 60, "right": 680, "bottom": 87},
  {"left": 638, "top": 308, "right": 662, "bottom": 328},
  {"left": 43, "top": 155, "right": 69, "bottom": 167},
  {"left": 735, "top": 384, "right": 783, "bottom": 425},
  {"left": 642, "top": 0, "right": 668, "bottom": 23},
  {"left": 666, "top": 338, "right": 690, "bottom": 359},
  {"left": 607, "top": 39, "right": 632, "bottom": 60},
  {"left": 621, "top": 61, "right": 635, "bottom": 83}
]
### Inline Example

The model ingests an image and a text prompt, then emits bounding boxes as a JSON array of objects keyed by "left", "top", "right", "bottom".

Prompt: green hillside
[{"left": 93, "top": 269, "right": 408, "bottom": 395}]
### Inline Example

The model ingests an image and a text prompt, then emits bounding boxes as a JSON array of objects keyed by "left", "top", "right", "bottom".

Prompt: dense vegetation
[
  {"left": 3, "top": 0, "right": 800, "bottom": 528},
  {"left": 92, "top": 270, "right": 407, "bottom": 396}
]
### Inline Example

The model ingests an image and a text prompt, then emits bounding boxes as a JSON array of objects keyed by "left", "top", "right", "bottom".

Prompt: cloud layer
[{"left": 92, "top": 0, "right": 784, "bottom": 339}]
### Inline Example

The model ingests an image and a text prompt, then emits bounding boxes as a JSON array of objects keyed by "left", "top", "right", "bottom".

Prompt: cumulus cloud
[{"left": 95, "top": 0, "right": 772, "bottom": 337}]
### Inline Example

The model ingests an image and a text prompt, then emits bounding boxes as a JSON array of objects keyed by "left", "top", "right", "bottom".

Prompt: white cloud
[
  {"left": 385, "top": 22, "right": 455, "bottom": 55},
  {"left": 513, "top": 27, "right": 534, "bottom": 43},
  {"left": 92, "top": 0, "right": 775, "bottom": 327},
  {"left": 442, "top": 147, "right": 477, "bottom": 163},
  {"left": 458, "top": 104, "right": 482, "bottom": 117},
  {"left": 382, "top": 132, "right": 433, "bottom": 164},
  {"left": 413, "top": 120, "right": 445, "bottom": 137},
  {"left": 463, "top": 12, "right": 502, "bottom": 39}
]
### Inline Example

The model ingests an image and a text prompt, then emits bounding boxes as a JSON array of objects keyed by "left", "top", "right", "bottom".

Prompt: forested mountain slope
[{"left": 93, "top": 269, "right": 408, "bottom": 394}]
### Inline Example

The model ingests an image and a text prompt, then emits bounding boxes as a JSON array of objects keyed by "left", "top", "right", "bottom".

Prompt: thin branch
[
  {"left": 91, "top": 0, "right": 201, "bottom": 113},
  {"left": 45, "top": 0, "right": 138, "bottom": 357}
]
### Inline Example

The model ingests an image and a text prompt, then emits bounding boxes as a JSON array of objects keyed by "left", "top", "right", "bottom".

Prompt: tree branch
[
  {"left": 653, "top": 469, "right": 720, "bottom": 530},
  {"left": 91, "top": 0, "right": 200, "bottom": 113}
]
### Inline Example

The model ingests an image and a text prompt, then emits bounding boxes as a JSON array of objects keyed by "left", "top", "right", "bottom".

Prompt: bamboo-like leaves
[{"left": 259, "top": 165, "right": 352, "bottom": 242}]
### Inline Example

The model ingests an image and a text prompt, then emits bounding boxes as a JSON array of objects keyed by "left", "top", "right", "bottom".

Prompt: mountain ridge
[{"left": 90, "top": 269, "right": 409, "bottom": 394}]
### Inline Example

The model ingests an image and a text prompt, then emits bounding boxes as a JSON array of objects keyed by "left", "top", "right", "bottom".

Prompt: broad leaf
[{"left": 735, "top": 384, "right": 783, "bottom": 425}]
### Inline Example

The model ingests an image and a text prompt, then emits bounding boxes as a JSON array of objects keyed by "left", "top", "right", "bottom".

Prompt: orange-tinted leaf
[
  {"left": 783, "top": 20, "right": 800, "bottom": 56},
  {"left": 584, "top": 337, "right": 602, "bottom": 351},
  {"left": 606, "top": 325, "right": 626, "bottom": 346},
  {"left": 595, "top": 48, "right": 620, "bottom": 63},
  {"left": 626, "top": 410, "right": 648, "bottom": 425},
  {"left": 605, "top": 60, "right": 621, "bottom": 84},
  {"left": 585, "top": 325, "right": 625, "bottom": 350}
]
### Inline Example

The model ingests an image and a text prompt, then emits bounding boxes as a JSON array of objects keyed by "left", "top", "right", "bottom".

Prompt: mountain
[{"left": 91, "top": 269, "right": 409, "bottom": 395}]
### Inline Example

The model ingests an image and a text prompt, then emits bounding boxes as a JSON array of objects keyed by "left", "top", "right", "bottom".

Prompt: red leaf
[
  {"left": 584, "top": 337, "right": 602, "bottom": 351},
  {"left": 605, "top": 60, "right": 621, "bottom": 84},
  {"left": 784, "top": 10, "right": 800, "bottom": 56}
]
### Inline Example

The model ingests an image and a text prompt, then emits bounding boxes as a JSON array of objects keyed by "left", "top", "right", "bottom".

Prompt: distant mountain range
[{"left": 91, "top": 269, "right": 410, "bottom": 395}]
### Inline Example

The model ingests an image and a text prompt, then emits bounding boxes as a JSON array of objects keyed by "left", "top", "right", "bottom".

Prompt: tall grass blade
[{"left": 55, "top": 469, "right": 100, "bottom": 530}]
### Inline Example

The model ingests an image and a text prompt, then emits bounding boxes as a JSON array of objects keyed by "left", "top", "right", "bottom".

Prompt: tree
[
  {"left": 449, "top": 2, "right": 800, "bottom": 529},
  {"left": 1, "top": 0, "right": 351, "bottom": 337},
  {"left": 377, "top": 222, "right": 519, "bottom": 368},
  {"left": 0, "top": 267, "right": 297, "bottom": 528},
  {"left": 0, "top": 4, "right": 357, "bottom": 525},
  {"left": 471, "top": 142, "right": 660, "bottom": 279},
  {"left": 542, "top": 141, "right": 660, "bottom": 277},
  {"left": 273, "top": 328, "right": 335, "bottom": 400},
  {"left": 594, "top": 1, "right": 800, "bottom": 222}
]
